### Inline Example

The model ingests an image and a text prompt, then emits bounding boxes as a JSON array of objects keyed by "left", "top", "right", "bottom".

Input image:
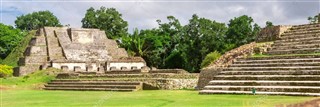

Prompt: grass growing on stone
[
  {"left": 1, "top": 31, "right": 35, "bottom": 67},
  {"left": 1, "top": 90, "right": 315, "bottom": 107},
  {"left": 0, "top": 68, "right": 60, "bottom": 89}
]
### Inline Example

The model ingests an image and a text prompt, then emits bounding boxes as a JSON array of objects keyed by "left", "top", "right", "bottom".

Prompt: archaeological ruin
[
  {"left": 14, "top": 27, "right": 198, "bottom": 91},
  {"left": 198, "top": 23, "right": 320, "bottom": 96}
]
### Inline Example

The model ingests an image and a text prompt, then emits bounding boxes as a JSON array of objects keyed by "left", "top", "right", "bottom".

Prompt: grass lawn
[
  {"left": 1, "top": 89, "right": 316, "bottom": 107},
  {"left": 0, "top": 69, "right": 317, "bottom": 107}
]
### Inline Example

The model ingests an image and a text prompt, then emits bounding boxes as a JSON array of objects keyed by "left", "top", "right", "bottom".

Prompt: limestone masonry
[
  {"left": 14, "top": 27, "right": 145, "bottom": 76},
  {"left": 199, "top": 23, "right": 320, "bottom": 96}
]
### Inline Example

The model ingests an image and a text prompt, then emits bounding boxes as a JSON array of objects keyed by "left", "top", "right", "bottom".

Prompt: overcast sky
[{"left": 1, "top": 0, "right": 319, "bottom": 33}]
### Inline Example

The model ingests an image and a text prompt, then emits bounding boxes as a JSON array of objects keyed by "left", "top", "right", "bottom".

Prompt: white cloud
[{"left": 1, "top": 1, "right": 319, "bottom": 32}]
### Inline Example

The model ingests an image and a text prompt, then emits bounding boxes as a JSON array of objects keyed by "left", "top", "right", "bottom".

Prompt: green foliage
[
  {"left": 0, "top": 23, "right": 27, "bottom": 59},
  {"left": 1, "top": 31, "right": 35, "bottom": 67},
  {"left": 15, "top": 10, "right": 62, "bottom": 30},
  {"left": 266, "top": 21, "right": 273, "bottom": 27},
  {"left": 200, "top": 51, "right": 221, "bottom": 68},
  {"left": 226, "top": 15, "right": 260, "bottom": 47},
  {"left": 308, "top": 13, "right": 319, "bottom": 24},
  {"left": 0, "top": 64, "right": 13, "bottom": 77},
  {"left": 82, "top": 7, "right": 128, "bottom": 39}
]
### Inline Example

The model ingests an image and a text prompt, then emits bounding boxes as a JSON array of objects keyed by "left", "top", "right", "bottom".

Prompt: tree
[
  {"left": 82, "top": 7, "right": 128, "bottom": 39},
  {"left": 178, "top": 14, "right": 227, "bottom": 72},
  {"left": 226, "top": 15, "right": 260, "bottom": 47},
  {"left": 266, "top": 21, "right": 273, "bottom": 27},
  {"left": 308, "top": 13, "right": 319, "bottom": 24},
  {"left": 0, "top": 23, "right": 26, "bottom": 59},
  {"left": 15, "top": 10, "right": 62, "bottom": 30}
]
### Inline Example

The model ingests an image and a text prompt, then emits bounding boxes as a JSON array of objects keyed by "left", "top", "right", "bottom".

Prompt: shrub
[
  {"left": 200, "top": 51, "right": 221, "bottom": 68},
  {"left": 0, "top": 64, "right": 13, "bottom": 77}
]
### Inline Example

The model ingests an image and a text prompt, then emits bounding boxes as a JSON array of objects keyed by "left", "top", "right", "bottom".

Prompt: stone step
[
  {"left": 48, "top": 82, "right": 141, "bottom": 85},
  {"left": 285, "top": 26, "right": 320, "bottom": 33},
  {"left": 29, "top": 36, "right": 46, "bottom": 46},
  {"left": 199, "top": 90, "right": 320, "bottom": 96},
  {"left": 225, "top": 66, "right": 320, "bottom": 71},
  {"left": 235, "top": 58, "right": 320, "bottom": 64},
  {"left": 272, "top": 39, "right": 320, "bottom": 47},
  {"left": 241, "top": 55, "right": 320, "bottom": 60},
  {"left": 44, "top": 87, "right": 135, "bottom": 91},
  {"left": 51, "top": 79, "right": 140, "bottom": 82},
  {"left": 24, "top": 46, "right": 47, "bottom": 56},
  {"left": 290, "top": 23, "right": 320, "bottom": 30},
  {"left": 18, "top": 56, "right": 48, "bottom": 65},
  {"left": 78, "top": 74, "right": 196, "bottom": 79},
  {"left": 282, "top": 30, "right": 320, "bottom": 36},
  {"left": 44, "top": 84, "right": 138, "bottom": 89},
  {"left": 220, "top": 70, "right": 320, "bottom": 75},
  {"left": 279, "top": 33, "right": 319, "bottom": 40},
  {"left": 267, "top": 48, "right": 320, "bottom": 55},
  {"left": 213, "top": 75, "right": 320, "bottom": 81},
  {"left": 271, "top": 44, "right": 320, "bottom": 51},
  {"left": 207, "top": 80, "right": 320, "bottom": 86},
  {"left": 230, "top": 62, "right": 320, "bottom": 67},
  {"left": 202, "top": 86, "right": 320, "bottom": 93},
  {"left": 277, "top": 35, "right": 320, "bottom": 43},
  {"left": 105, "top": 71, "right": 142, "bottom": 74}
]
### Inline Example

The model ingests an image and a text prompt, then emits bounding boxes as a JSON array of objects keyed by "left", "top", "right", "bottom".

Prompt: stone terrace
[{"left": 200, "top": 23, "right": 320, "bottom": 96}]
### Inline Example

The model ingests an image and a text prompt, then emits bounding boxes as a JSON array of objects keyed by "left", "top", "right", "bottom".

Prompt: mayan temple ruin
[
  {"left": 198, "top": 23, "right": 320, "bottom": 96},
  {"left": 14, "top": 27, "right": 198, "bottom": 91}
]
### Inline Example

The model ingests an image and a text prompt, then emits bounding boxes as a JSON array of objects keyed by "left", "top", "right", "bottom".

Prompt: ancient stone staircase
[
  {"left": 200, "top": 23, "right": 320, "bottom": 96},
  {"left": 45, "top": 70, "right": 197, "bottom": 91}
]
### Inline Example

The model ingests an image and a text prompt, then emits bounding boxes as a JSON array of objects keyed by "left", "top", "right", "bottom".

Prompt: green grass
[
  {"left": 1, "top": 30, "right": 35, "bottom": 67},
  {"left": 0, "top": 90, "right": 315, "bottom": 107},
  {"left": 0, "top": 68, "right": 60, "bottom": 89}
]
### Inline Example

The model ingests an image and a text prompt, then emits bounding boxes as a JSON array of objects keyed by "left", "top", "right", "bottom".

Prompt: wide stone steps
[
  {"left": 199, "top": 90, "right": 320, "bottom": 96},
  {"left": 229, "top": 62, "right": 320, "bottom": 67},
  {"left": 207, "top": 80, "right": 320, "bottom": 86},
  {"left": 284, "top": 26, "right": 320, "bottom": 33},
  {"left": 290, "top": 24, "right": 320, "bottom": 30},
  {"left": 44, "top": 87, "right": 135, "bottom": 91},
  {"left": 272, "top": 39, "right": 320, "bottom": 47},
  {"left": 202, "top": 86, "right": 320, "bottom": 93},
  {"left": 267, "top": 48, "right": 320, "bottom": 55},
  {"left": 234, "top": 59, "right": 320, "bottom": 64},
  {"left": 78, "top": 74, "right": 196, "bottom": 79},
  {"left": 281, "top": 30, "right": 320, "bottom": 36},
  {"left": 44, "top": 80, "right": 142, "bottom": 91},
  {"left": 279, "top": 33, "right": 318, "bottom": 40},
  {"left": 271, "top": 44, "right": 320, "bottom": 51},
  {"left": 224, "top": 66, "right": 320, "bottom": 71},
  {"left": 276, "top": 36, "right": 320, "bottom": 44},
  {"left": 239, "top": 55, "right": 320, "bottom": 60},
  {"left": 220, "top": 70, "right": 320, "bottom": 75},
  {"left": 213, "top": 75, "right": 320, "bottom": 81}
]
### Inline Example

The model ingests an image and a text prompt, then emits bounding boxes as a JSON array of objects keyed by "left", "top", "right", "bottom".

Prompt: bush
[
  {"left": 200, "top": 51, "right": 221, "bottom": 68},
  {"left": 0, "top": 64, "right": 13, "bottom": 77}
]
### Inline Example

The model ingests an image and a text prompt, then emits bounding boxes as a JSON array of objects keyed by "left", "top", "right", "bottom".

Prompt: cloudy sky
[{"left": 1, "top": 0, "right": 319, "bottom": 32}]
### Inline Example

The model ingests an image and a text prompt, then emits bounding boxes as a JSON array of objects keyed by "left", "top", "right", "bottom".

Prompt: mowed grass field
[
  {"left": 1, "top": 89, "right": 316, "bottom": 107},
  {"left": 0, "top": 69, "right": 317, "bottom": 107}
]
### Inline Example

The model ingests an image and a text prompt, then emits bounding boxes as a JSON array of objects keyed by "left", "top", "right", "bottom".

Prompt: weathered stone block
[{"left": 13, "top": 65, "right": 40, "bottom": 76}]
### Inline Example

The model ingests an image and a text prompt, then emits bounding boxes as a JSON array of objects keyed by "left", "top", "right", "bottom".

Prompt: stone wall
[
  {"left": 197, "top": 42, "right": 256, "bottom": 89},
  {"left": 143, "top": 78, "right": 198, "bottom": 90},
  {"left": 256, "top": 25, "right": 292, "bottom": 42}
]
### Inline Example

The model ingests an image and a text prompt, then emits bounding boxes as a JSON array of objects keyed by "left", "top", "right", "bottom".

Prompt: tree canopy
[
  {"left": 82, "top": 7, "right": 128, "bottom": 39},
  {"left": 15, "top": 10, "right": 62, "bottom": 30},
  {"left": 0, "top": 23, "right": 26, "bottom": 59}
]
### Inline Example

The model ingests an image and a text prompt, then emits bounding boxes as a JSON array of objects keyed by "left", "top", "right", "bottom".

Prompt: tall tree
[
  {"left": 0, "top": 23, "right": 26, "bottom": 59},
  {"left": 178, "top": 14, "right": 227, "bottom": 72},
  {"left": 226, "top": 15, "right": 260, "bottom": 47},
  {"left": 82, "top": 7, "right": 128, "bottom": 39},
  {"left": 15, "top": 10, "right": 62, "bottom": 30}
]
